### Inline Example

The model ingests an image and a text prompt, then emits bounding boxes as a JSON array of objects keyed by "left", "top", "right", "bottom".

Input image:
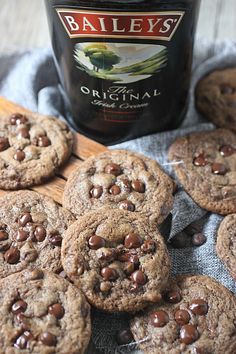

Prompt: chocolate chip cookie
[
  {"left": 195, "top": 68, "right": 236, "bottom": 132},
  {"left": 130, "top": 275, "right": 236, "bottom": 354},
  {"left": 216, "top": 214, "right": 236, "bottom": 280},
  {"left": 63, "top": 149, "right": 174, "bottom": 224},
  {"left": 61, "top": 209, "right": 170, "bottom": 312},
  {"left": 168, "top": 129, "right": 236, "bottom": 215},
  {"left": 0, "top": 269, "right": 91, "bottom": 354},
  {"left": 0, "top": 112, "right": 73, "bottom": 189},
  {"left": 0, "top": 191, "right": 74, "bottom": 278}
]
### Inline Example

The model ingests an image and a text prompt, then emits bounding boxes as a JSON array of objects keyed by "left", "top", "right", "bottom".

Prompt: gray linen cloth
[{"left": 0, "top": 40, "right": 236, "bottom": 354}]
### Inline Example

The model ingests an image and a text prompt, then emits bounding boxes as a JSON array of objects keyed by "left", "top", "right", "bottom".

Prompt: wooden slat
[
  {"left": 73, "top": 133, "right": 107, "bottom": 159},
  {"left": 32, "top": 177, "right": 65, "bottom": 205},
  {"left": 58, "top": 156, "right": 83, "bottom": 180}
]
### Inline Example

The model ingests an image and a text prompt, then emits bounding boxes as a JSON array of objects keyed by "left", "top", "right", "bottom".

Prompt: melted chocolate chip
[
  {"left": 174, "top": 309, "right": 190, "bottom": 325},
  {"left": 131, "top": 180, "right": 145, "bottom": 193},
  {"left": 18, "top": 213, "right": 32, "bottom": 227},
  {"left": 119, "top": 200, "right": 135, "bottom": 212},
  {"left": 49, "top": 234, "right": 62, "bottom": 247},
  {"left": 124, "top": 233, "right": 142, "bottom": 249},
  {"left": 120, "top": 179, "right": 131, "bottom": 192},
  {"left": 48, "top": 303, "right": 65, "bottom": 319},
  {"left": 124, "top": 262, "right": 135, "bottom": 275},
  {"left": 16, "top": 229, "right": 29, "bottom": 242},
  {"left": 11, "top": 300, "right": 27, "bottom": 314},
  {"left": 0, "top": 137, "right": 10, "bottom": 152},
  {"left": 34, "top": 226, "right": 46, "bottom": 242},
  {"left": 26, "top": 269, "right": 44, "bottom": 280},
  {"left": 164, "top": 290, "right": 182, "bottom": 304},
  {"left": 131, "top": 270, "right": 147, "bottom": 285},
  {"left": 150, "top": 310, "right": 169, "bottom": 327},
  {"left": 180, "top": 324, "right": 199, "bottom": 344},
  {"left": 14, "top": 331, "right": 33, "bottom": 349},
  {"left": 39, "top": 332, "right": 57, "bottom": 346},
  {"left": 193, "top": 153, "right": 207, "bottom": 167},
  {"left": 219, "top": 145, "right": 235, "bottom": 157},
  {"left": 192, "top": 233, "right": 206, "bottom": 247},
  {"left": 101, "top": 267, "right": 118, "bottom": 281},
  {"left": 15, "top": 313, "right": 29, "bottom": 329},
  {"left": 10, "top": 113, "right": 28, "bottom": 125},
  {"left": 37, "top": 136, "right": 51, "bottom": 147},
  {"left": 211, "top": 162, "right": 227, "bottom": 175},
  {"left": 100, "top": 281, "right": 112, "bottom": 293},
  {"left": 109, "top": 185, "right": 121, "bottom": 195},
  {"left": 14, "top": 150, "right": 25, "bottom": 162},
  {"left": 141, "top": 239, "right": 156, "bottom": 253},
  {"left": 90, "top": 186, "right": 103, "bottom": 198},
  {"left": 88, "top": 235, "right": 105, "bottom": 250},
  {"left": 105, "top": 163, "right": 122, "bottom": 176},
  {"left": 18, "top": 127, "right": 30, "bottom": 139},
  {"left": 189, "top": 299, "right": 208, "bottom": 315},
  {"left": 96, "top": 248, "right": 115, "bottom": 262},
  {"left": 4, "top": 247, "right": 20, "bottom": 264},
  {"left": 220, "top": 85, "right": 235, "bottom": 95},
  {"left": 116, "top": 329, "right": 134, "bottom": 345},
  {"left": 0, "top": 230, "right": 8, "bottom": 241},
  {"left": 77, "top": 265, "right": 84, "bottom": 276}
]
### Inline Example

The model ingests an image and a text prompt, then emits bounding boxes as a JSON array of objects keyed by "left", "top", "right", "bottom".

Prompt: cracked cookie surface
[
  {"left": 130, "top": 275, "right": 236, "bottom": 354},
  {"left": 0, "top": 191, "right": 75, "bottom": 278},
  {"left": 216, "top": 214, "right": 236, "bottom": 280},
  {"left": 168, "top": 129, "right": 236, "bottom": 215},
  {"left": 0, "top": 269, "right": 91, "bottom": 354},
  {"left": 63, "top": 149, "right": 174, "bottom": 224},
  {"left": 0, "top": 112, "right": 73, "bottom": 189},
  {"left": 61, "top": 209, "right": 170, "bottom": 313}
]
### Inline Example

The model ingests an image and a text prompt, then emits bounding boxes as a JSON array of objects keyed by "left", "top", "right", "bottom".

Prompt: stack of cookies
[{"left": 0, "top": 101, "right": 235, "bottom": 354}]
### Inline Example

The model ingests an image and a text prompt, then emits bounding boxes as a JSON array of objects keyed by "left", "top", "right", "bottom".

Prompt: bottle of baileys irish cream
[{"left": 45, "top": 0, "right": 201, "bottom": 144}]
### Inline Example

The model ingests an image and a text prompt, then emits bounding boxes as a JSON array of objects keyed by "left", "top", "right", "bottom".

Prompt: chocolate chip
[
  {"left": 192, "top": 233, "right": 206, "bottom": 247},
  {"left": 105, "top": 163, "right": 122, "bottom": 176},
  {"left": 26, "top": 269, "right": 44, "bottom": 280},
  {"left": 131, "top": 270, "right": 147, "bottom": 285},
  {"left": 4, "top": 247, "right": 20, "bottom": 264},
  {"left": 48, "top": 303, "right": 65, "bottom": 319},
  {"left": 174, "top": 309, "right": 190, "bottom": 325},
  {"left": 119, "top": 200, "right": 135, "bottom": 212},
  {"left": 141, "top": 239, "right": 156, "bottom": 253},
  {"left": 124, "top": 262, "right": 135, "bottom": 275},
  {"left": 180, "top": 324, "right": 199, "bottom": 344},
  {"left": 109, "top": 185, "right": 121, "bottom": 195},
  {"left": 10, "top": 113, "right": 28, "bottom": 125},
  {"left": 15, "top": 313, "right": 29, "bottom": 329},
  {"left": 100, "top": 281, "right": 112, "bottom": 293},
  {"left": 18, "top": 213, "right": 32, "bottom": 227},
  {"left": 219, "top": 145, "right": 235, "bottom": 157},
  {"left": 16, "top": 229, "right": 29, "bottom": 242},
  {"left": 90, "top": 186, "right": 103, "bottom": 198},
  {"left": 0, "top": 137, "right": 10, "bottom": 152},
  {"left": 193, "top": 153, "right": 207, "bottom": 167},
  {"left": 18, "top": 127, "right": 30, "bottom": 139},
  {"left": 37, "top": 136, "right": 51, "bottom": 147},
  {"left": 164, "top": 290, "right": 182, "bottom": 303},
  {"left": 14, "top": 331, "right": 33, "bottom": 349},
  {"left": 149, "top": 310, "right": 169, "bottom": 327},
  {"left": 34, "top": 226, "right": 46, "bottom": 242},
  {"left": 211, "top": 162, "right": 227, "bottom": 175},
  {"left": 120, "top": 179, "right": 131, "bottom": 192},
  {"left": 189, "top": 299, "right": 208, "bottom": 315},
  {"left": 101, "top": 267, "right": 118, "bottom": 281},
  {"left": 39, "top": 332, "right": 57, "bottom": 346},
  {"left": 220, "top": 85, "right": 235, "bottom": 95},
  {"left": 12, "top": 300, "right": 27, "bottom": 314},
  {"left": 0, "top": 230, "right": 8, "bottom": 241},
  {"left": 14, "top": 150, "right": 25, "bottom": 162},
  {"left": 131, "top": 180, "right": 145, "bottom": 193},
  {"left": 124, "top": 233, "right": 142, "bottom": 249},
  {"left": 77, "top": 265, "right": 84, "bottom": 276},
  {"left": 49, "top": 234, "right": 62, "bottom": 246},
  {"left": 88, "top": 235, "right": 105, "bottom": 250},
  {"left": 116, "top": 329, "right": 134, "bottom": 345}
]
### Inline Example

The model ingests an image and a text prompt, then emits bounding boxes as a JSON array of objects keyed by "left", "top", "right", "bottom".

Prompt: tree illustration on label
[
  {"left": 84, "top": 44, "right": 121, "bottom": 72},
  {"left": 74, "top": 42, "right": 168, "bottom": 83}
]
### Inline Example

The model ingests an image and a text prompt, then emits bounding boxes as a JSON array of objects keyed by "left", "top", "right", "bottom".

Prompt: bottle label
[{"left": 57, "top": 9, "right": 184, "bottom": 41}]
